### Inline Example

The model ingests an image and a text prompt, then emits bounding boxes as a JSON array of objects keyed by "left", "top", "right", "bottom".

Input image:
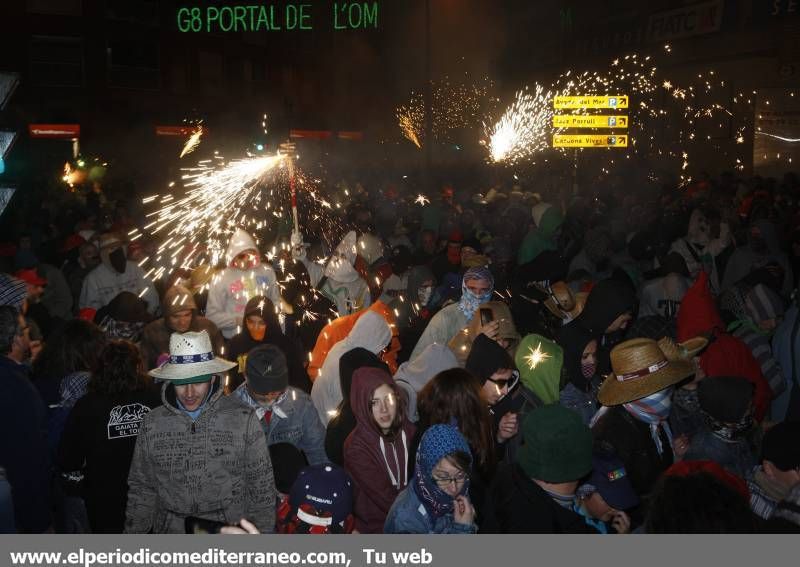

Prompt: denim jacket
[
  {"left": 234, "top": 384, "right": 328, "bottom": 465},
  {"left": 384, "top": 486, "right": 477, "bottom": 534}
]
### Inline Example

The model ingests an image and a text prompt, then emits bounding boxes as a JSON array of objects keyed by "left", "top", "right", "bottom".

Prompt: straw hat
[
  {"left": 149, "top": 330, "right": 235, "bottom": 383},
  {"left": 598, "top": 338, "right": 695, "bottom": 406},
  {"left": 657, "top": 336, "right": 708, "bottom": 362},
  {"left": 542, "top": 281, "right": 576, "bottom": 320},
  {"left": 564, "top": 291, "right": 588, "bottom": 321}
]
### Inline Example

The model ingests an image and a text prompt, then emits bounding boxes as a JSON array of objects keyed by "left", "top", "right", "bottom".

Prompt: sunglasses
[{"left": 486, "top": 370, "right": 519, "bottom": 391}]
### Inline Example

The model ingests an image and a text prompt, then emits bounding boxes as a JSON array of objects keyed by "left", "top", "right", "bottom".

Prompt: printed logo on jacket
[{"left": 107, "top": 403, "right": 151, "bottom": 440}]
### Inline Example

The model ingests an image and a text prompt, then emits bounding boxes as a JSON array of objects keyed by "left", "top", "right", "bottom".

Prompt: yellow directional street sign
[
  {"left": 553, "top": 115, "right": 628, "bottom": 129},
  {"left": 552, "top": 134, "right": 628, "bottom": 148},
  {"left": 553, "top": 95, "right": 629, "bottom": 109}
]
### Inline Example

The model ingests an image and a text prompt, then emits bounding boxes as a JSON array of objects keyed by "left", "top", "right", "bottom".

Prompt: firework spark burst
[
  {"left": 485, "top": 85, "right": 553, "bottom": 163},
  {"left": 180, "top": 126, "right": 204, "bottom": 158},
  {"left": 523, "top": 342, "right": 551, "bottom": 371}
]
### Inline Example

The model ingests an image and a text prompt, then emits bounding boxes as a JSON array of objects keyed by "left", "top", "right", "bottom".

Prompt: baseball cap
[
  {"left": 586, "top": 453, "right": 640, "bottom": 511},
  {"left": 245, "top": 344, "right": 289, "bottom": 394}
]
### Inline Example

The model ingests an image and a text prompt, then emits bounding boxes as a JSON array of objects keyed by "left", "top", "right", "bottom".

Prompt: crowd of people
[{"left": 2, "top": 171, "right": 800, "bottom": 534}]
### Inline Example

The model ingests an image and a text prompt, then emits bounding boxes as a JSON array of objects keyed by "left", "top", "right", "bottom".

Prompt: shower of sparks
[
  {"left": 179, "top": 126, "right": 204, "bottom": 158},
  {"left": 396, "top": 76, "right": 497, "bottom": 147},
  {"left": 485, "top": 85, "right": 553, "bottom": 163},
  {"left": 414, "top": 194, "right": 430, "bottom": 206},
  {"left": 139, "top": 150, "right": 347, "bottom": 289},
  {"left": 523, "top": 342, "right": 551, "bottom": 371},
  {"left": 479, "top": 50, "right": 756, "bottom": 184}
]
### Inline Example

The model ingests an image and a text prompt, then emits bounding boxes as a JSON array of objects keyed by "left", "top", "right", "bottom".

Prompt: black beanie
[
  {"left": 246, "top": 344, "right": 289, "bottom": 394},
  {"left": 466, "top": 334, "right": 514, "bottom": 384}
]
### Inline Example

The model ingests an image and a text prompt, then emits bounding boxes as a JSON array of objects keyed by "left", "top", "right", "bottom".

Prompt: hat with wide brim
[
  {"left": 598, "top": 337, "right": 695, "bottom": 406},
  {"left": 542, "top": 281, "right": 576, "bottom": 320},
  {"left": 657, "top": 336, "right": 709, "bottom": 362},
  {"left": 149, "top": 330, "right": 235, "bottom": 381}
]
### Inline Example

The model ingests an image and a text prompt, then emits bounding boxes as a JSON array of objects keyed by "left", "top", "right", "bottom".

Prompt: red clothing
[
  {"left": 343, "top": 367, "right": 415, "bottom": 533},
  {"left": 699, "top": 334, "right": 771, "bottom": 422},
  {"left": 676, "top": 271, "right": 771, "bottom": 421}
]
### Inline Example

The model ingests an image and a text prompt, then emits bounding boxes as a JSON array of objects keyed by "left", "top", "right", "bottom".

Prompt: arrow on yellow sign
[
  {"left": 553, "top": 115, "right": 628, "bottom": 128},
  {"left": 552, "top": 134, "right": 628, "bottom": 148},
  {"left": 553, "top": 95, "right": 629, "bottom": 109}
]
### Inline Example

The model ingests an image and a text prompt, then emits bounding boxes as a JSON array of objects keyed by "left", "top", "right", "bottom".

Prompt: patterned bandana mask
[
  {"left": 623, "top": 388, "right": 674, "bottom": 456},
  {"left": 457, "top": 267, "right": 494, "bottom": 322},
  {"left": 413, "top": 425, "right": 472, "bottom": 518}
]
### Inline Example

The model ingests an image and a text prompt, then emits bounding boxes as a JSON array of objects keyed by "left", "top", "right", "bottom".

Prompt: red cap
[
  {"left": 14, "top": 268, "right": 47, "bottom": 286},
  {"left": 78, "top": 308, "right": 97, "bottom": 322},
  {"left": 61, "top": 234, "right": 86, "bottom": 253}
]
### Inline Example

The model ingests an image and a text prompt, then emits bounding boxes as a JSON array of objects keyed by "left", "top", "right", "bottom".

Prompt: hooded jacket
[
  {"left": 320, "top": 231, "right": 371, "bottom": 316},
  {"left": 308, "top": 300, "right": 401, "bottom": 380},
  {"left": 311, "top": 311, "right": 392, "bottom": 424},
  {"left": 409, "top": 303, "right": 471, "bottom": 363},
  {"left": 227, "top": 296, "right": 311, "bottom": 393},
  {"left": 577, "top": 277, "right": 637, "bottom": 338},
  {"left": 394, "top": 344, "right": 459, "bottom": 422},
  {"left": 343, "top": 367, "right": 415, "bottom": 533},
  {"left": 325, "top": 348, "right": 390, "bottom": 467},
  {"left": 139, "top": 286, "right": 224, "bottom": 370},
  {"left": 509, "top": 250, "right": 569, "bottom": 336},
  {"left": 557, "top": 321, "right": 596, "bottom": 392},
  {"left": 277, "top": 258, "right": 336, "bottom": 355},
  {"left": 515, "top": 334, "right": 563, "bottom": 406},
  {"left": 676, "top": 272, "right": 772, "bottom": 422},
  {"left": 205, "top": 229, "right": 280, "bottom": 339},
  {"left": 125, "top": 380, "right": 276, "bottom": 534},
  {"left": 447, "top": 301, "right": 521, "bottom": 367},
  {"left": 518, "top": 204, "right": 564, "bottom": 265}
]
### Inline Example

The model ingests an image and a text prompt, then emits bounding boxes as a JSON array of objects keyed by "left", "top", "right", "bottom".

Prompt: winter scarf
[
  {"left": 623, "top": 388, "right": 674, "bottom": 456},
  {"left": 413, "top": 424, "right": 472, "bottom": 518},
  {"left": 457, "top": 267, "right": 494, "bottom": 322}
]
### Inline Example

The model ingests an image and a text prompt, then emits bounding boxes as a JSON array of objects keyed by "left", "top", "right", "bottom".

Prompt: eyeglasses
[
  {"left": 432, "top": 472, "right": 468, "bottom": 487},
  {"left": 487, "top": 370, "right": 519, "bottom": 391}
]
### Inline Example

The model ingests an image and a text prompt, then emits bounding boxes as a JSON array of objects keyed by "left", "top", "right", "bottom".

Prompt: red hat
[
  {"left": 14, "top": 268, "right": 46, "bottom": 286},
  {"left": 665, "top": 460, "right": 749, "bottom": 501},
  {"left": 61, "top": 234, "right": 86, "bottom": 253},
  {"left": 699, "top": 334, "right": 771, "bottom": 422},
  {"left": 676, "top": 271, "right": 724, "bottom": 342}
]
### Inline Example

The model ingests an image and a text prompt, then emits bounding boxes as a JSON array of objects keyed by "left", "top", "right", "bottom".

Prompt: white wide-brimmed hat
[{"left": 149, "top": 330, "right": 235, "bottom": 383}]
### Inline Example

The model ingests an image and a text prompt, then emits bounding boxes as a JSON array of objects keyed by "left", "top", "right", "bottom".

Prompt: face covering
[
  {"left": 249, "top": 327, "right": 266, "bottom": 341},
  {"left": 109, "top": 247, "right": 127, "bottom": 274},
  {"left": 418, "top": 285, "right": 433, "bottom": 307},
  {"left": 581, "top": 361, "right": 596, "bottom": 379},
  {"left": 623, "top": 388, "right": 674, "bottom": 455},
  {"left": 704, "top": 411, "right": 753, "bottom": 442},
  {"left": 324, "top": 255, "right": 359, "bottom": 283},
  {"left": 457, "top": 268, "right": 495, "bottom": 322}
]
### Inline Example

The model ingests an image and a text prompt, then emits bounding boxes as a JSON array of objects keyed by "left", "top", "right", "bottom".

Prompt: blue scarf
[
  {"left": 457, "top": 268, "right": 494, "bottom": 322},
  {"left": 412, "top": 424, "right": 472, "bottom": 518},
  {"left": 623, "top": 388, "right": 674, "bottom": 456}
]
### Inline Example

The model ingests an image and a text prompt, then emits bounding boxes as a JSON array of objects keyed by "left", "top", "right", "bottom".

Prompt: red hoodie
[
  {"left": 677, "top": 272, "right": 771, "bottom": 421},
  {"left": 343, "top": 367, "right": 415, "bottom": 533}
]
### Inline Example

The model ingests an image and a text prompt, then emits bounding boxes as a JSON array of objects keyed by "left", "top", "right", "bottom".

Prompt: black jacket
[
  {"left": 57, "top": 388, "right": 162, "bottom": 533},
  {"left": 0, "top": 356, "right": 51, "bottom": 532},
  {"left": 483, "top": 463, "right": 598, "bottom": 534},
  {"left": 592, "top": 405, "right": 674, "bottom": 498}
]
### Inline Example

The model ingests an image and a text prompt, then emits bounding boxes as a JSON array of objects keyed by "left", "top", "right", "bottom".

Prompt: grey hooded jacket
[{"left": 124, "top": 381, "right": 276, "bottom": 533}]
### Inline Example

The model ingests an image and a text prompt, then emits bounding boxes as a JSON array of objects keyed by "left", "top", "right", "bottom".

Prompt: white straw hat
[{"left": 149, "top": 330, "right": 235, "bottom": 382}]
